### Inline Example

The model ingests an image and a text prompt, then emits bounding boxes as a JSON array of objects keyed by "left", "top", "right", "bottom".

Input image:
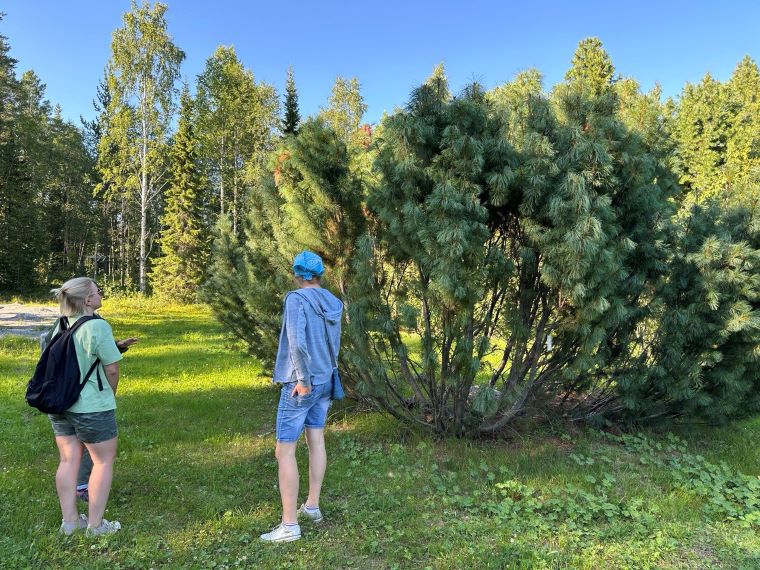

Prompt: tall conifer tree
[
  {"left": 0, "top": 19, "right": 37, "bottom": 291},
  {"left": 151, "top": 87, "right": 207, "bottom": 302},
  {"left": 565, "top": 37, "right": 615, "bottom": 93},
  {"left": 282, "top": 65, "right": 300, "bottom": 135},
  {"left": 671, "top": 58, "right": 759, "bottom": 204},
  {"left": 725, "top": 56, "right": 760, "bottom": 193},
  {"left": 671, "top": 74, "right": 730, "bottom": 202}
]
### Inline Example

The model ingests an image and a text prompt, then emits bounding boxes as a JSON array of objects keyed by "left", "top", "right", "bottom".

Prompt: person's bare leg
[
  {"left": 275, "top": 441, "right": 299, "bottom": 524},
  {"left": 54, "top": 435, "right": 83, "bottom": 522},
  {"left": 304, "top": 428, "right": 326, "bottom": 508},
  {"left": 83, "top": 437, "right": 118, "bottom": 527}
]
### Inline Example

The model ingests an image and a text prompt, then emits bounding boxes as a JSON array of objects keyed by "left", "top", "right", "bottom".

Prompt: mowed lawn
[{"left": 0, "top": 298, "right": 758, "bottom": 569}]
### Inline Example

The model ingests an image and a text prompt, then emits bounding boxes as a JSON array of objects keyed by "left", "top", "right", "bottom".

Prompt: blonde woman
[{"left": 47, "top": 277, "right": 136, "bottom": 536}]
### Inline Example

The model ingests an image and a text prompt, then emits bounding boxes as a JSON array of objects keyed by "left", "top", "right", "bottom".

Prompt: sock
[
  {"left": 282, "top": 522, "right": 299, "bottom": 528},
  {"left": 304, "top": 504, "right": 320, "bottom": 512},
  {"left": 76, "top": 484, "right": 88, "bottom": 491}
]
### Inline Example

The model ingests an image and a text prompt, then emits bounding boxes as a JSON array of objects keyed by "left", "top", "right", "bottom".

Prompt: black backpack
[{"left": 26, "top": 315, "right": 104, "bottom": 414}]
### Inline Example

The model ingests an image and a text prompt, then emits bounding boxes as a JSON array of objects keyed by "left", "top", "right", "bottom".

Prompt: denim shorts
[
  {"left": 275, "top": 382, "right": 332, "bottom": 443},
  {"left": 48, "top": 409, "right": 118, "bottom": 444}
]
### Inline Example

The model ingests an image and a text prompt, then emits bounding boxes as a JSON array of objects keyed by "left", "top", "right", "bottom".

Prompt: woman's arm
[{"left": 104, "top": 362, "right": 120, "bottom": 394}]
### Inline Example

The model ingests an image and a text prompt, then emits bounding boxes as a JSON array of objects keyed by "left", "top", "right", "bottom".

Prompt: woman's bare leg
[
  {"left": 54, "top": 435, "right": 83, "bottom": 522},
  {"left": 83, "top": 437, "right": 118, "bottom": 527}
]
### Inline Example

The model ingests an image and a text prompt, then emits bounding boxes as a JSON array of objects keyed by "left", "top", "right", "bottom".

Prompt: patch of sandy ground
[{"left": 0, "top": 303, "right": 58, "bottom": 338}]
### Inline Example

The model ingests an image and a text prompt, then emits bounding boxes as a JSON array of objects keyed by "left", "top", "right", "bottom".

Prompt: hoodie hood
[{"left": 293, "top": 287, "right": 343, "bottom": 324}]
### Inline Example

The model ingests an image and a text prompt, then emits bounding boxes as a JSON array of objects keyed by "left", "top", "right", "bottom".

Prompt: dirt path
[{"left": 0, "top": 303, "right": 58, "bottom": 338}]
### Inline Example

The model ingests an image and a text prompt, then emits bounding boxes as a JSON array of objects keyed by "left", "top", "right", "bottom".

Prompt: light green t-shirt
[{"left": 51, "top": 314, "right": 123, "bottom": 413}]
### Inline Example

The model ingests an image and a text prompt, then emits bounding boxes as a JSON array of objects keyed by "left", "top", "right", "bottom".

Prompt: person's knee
[
  {"left": 57, "top": 441, "right": 83, "bottom": 464},
  {"left": 85, "top": 438, "right": 118, "bottom": 465},
  {"left": 275, "top": 441, "right": 297, "bottom": 461},
  {"left": 91, "top": 455, "right": 116, "bottom": 468},
  {"left": 305, "top": 429, "right": 325, "bottom": 448},
  {"left": 60, "top": 452, "right": 82, "bottom": 465}
]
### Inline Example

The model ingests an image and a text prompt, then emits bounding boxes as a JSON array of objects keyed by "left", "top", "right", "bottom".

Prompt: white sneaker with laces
[
  {"left": 298, "top": 503, "right": 323, "bottom": 523},
  {"left": 86, "top": 519, "right": 121, "bottom": 536},
  {"left": 59, "top": 514, "right": 88, "bottom": 535},
  {"left": 260, "top": 523, "right": 301, "bottom": 543}
]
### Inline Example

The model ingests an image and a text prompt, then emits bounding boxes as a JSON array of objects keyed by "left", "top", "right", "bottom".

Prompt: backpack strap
[
  {"left": 67, "top": 314, "right": 102, "bottom": 333},
  {"left": 81, "top": 358, "right": 103, "bottom": 390},
  {"left": 68, "top": 315, "right": 104, "bottom": 391}
]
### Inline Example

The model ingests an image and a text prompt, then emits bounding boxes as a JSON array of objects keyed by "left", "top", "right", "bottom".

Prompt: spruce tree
[
  {"left": 43, "top": 109, "right": 98, "bottom": 280},
  {"left": 92, "top": 70, "right": 141, "bottom": 289},
  {"left": 84, "top": 73, "right": 121, "bottom": 285},
  {"left": 0, "top": 21, "right": 38, "bottom": 292},
  {"left": 151, "top": 87, "right": 208, "bottom": 302},
  {"left": 282, "top": 65, "right": 300, "bottom": 135}
]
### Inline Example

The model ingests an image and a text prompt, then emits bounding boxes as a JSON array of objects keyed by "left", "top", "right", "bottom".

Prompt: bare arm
[{"left": 104, "top": 362, "right": 120, "bottom": 394}]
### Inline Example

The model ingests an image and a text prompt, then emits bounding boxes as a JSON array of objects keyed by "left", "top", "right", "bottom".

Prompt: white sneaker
[
  {"left": 298, "top": 503, "right": 323, "bottom": 523},
  {"left": 260, "top": 523, "right": 301, "bottom": 543},
  {"left": 86, "top": 519, "right": 121, "bottom": 536},
  {"left": 59, "top": 514, "right": 88, "bottom": 535}
]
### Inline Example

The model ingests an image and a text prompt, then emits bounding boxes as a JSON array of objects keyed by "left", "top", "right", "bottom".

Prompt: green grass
[{"left": 1, "top": 298, "right": 759, "bottom": 569}]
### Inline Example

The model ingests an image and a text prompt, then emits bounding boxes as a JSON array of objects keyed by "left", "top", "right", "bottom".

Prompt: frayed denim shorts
[
  {"left": 48, "top": 409, "right": 118, "bottom": 444},
  {"left": 275, "top": 382, "right": 332, "bottom": 443}
]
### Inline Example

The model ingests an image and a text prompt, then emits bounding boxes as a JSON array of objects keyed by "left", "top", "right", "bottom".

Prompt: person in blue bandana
[{"left": 260, "top": 251, "right": 344, "bottom": 543}]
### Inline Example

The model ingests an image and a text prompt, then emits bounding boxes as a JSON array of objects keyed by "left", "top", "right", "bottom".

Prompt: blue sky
[{"left": 2, "top": 1, "right": 759, "bottom": 127}]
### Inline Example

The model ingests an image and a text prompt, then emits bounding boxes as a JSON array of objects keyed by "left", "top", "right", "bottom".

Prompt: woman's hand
[{"left": 116, "top": 337, "right": 138, "bottom": 352}]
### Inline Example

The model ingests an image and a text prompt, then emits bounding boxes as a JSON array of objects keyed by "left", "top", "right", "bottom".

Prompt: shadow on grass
[{"left": 115, "top": 348, "right": 262, "bottom": 374}]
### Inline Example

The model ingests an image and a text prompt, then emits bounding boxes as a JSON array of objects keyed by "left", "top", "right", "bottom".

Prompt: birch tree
[
  {"left": 195, "top": 46, "right": 278, "bottom": 233},
  {"left": 100, "top": 0, "right": 184, "bottom": 292}
]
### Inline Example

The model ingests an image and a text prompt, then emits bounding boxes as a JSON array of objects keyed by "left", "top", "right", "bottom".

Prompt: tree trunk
[
  {"left": 139, "top": 97, "right": 149, "bottom": 293},
  {"left": 233, "top": 166, "right": 238, "bottom": 234},
  {"left": 119, "top": 196, "right": 126, "bottom": 288},
  {"left": 140, "top": 177, "right": 148, "bottom": 292},
  {"left": 219, "top": 135, "right": 225, "bottom": 217}
]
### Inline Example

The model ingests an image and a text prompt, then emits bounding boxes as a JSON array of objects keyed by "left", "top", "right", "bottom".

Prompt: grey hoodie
[{"left": 272, "top": 287, "right": 343, "bottom": 387}]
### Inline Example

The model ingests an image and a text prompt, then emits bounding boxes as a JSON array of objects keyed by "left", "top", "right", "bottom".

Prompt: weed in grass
[{"left": 617, "top": 432, "right": 760, "bottom": 528}]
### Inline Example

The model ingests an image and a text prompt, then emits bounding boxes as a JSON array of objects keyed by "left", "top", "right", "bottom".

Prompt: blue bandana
[{"left": 293, "top": 251, "right": 324, "bottom": 280}]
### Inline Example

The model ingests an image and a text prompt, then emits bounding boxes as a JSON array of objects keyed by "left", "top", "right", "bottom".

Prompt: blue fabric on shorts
[
  {"left": 276, "top": 382, "right": 332, "bottom": 442},
  {"left": 48, "top": 410, "right": 118, "bottom": 444}
]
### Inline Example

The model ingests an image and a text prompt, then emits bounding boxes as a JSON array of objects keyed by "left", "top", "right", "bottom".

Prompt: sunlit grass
[{"left": 0, "top": 297, "right": 758, "bottom": 568}]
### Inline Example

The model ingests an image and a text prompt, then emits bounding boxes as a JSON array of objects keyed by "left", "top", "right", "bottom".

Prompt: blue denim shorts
[
  {"left": 275, "top": 382, "right": 332, "bottom": 443},
  {"left": 48, "top": 409, "right": 118, "bottom": 444}
]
